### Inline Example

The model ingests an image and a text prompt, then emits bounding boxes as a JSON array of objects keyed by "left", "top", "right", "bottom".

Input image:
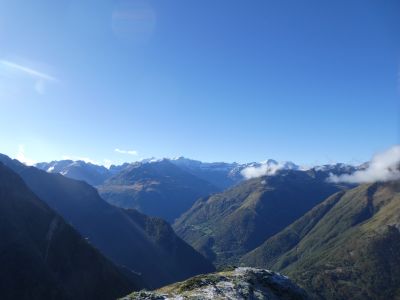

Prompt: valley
[{"left": 1, "top": 148, "right": 399, "bottom": 299}]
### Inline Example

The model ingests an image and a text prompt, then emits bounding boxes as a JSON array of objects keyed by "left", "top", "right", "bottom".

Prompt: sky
[{"left": 0, "top": 0, "right": 399, "bottom": 166}]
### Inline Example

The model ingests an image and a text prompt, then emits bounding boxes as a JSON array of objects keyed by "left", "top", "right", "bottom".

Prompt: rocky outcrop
[{"left": 122, "top": 267, "right": 308, "bottom": 300}]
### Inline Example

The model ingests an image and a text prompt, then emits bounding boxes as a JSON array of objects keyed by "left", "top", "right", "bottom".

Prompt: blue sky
[{"left": 0, "top": 0, "right": 399, "bottom": 166}]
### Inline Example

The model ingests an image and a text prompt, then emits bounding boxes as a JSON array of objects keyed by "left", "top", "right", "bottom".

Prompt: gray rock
[{"left": 122, "top": 267, "right": 308, "bottom": 300}]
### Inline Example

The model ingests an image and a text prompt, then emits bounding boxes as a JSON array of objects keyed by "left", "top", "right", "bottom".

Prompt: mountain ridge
[
  {"left": 0, "top": 162, "right": 136, "bottom": 300},
  {"left": 173, "top": 168, "right": 345, "bottom": 266},
  {"left": 241, "top": 180, "right": 400, "bottom": 300},
  {"left": 0, "top": 154, "right": 215, "bottom": 289},
  {"left": 98, "top": 159, "right": 220, "bottom": 222},
  {"left": 35, "top": 157, "right": 360, "bottom": 193}
]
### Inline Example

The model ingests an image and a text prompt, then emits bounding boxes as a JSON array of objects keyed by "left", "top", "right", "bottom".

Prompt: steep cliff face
[{"left": 122, "top": 267, "right": 308, "bottom": 300}]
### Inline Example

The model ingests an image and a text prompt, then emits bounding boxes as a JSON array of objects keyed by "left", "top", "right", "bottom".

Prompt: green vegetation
[
  {"left": 174, "top": 170, "right": 343, "bottom": 266},
  {"left": 242, "top": 181, "right": 400, "bottom": 300}
]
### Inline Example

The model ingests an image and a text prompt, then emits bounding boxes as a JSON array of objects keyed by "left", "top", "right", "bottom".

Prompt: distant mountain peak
[
  {"left": 35, "top": 159, "right": 111, "bottom": 186},
  {"left": 171, "top": 155, "right": 188, "bottom": 161},
  {"left": 259, "top": 158, "right": 279, "bottom": 165}
]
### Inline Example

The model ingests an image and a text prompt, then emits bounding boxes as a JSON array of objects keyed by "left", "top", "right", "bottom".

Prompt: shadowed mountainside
[
  {"left": 0, "top": 162, "right": 136, "bottom": 300},
  {"left": 98, "top": 159, "right": 219, "bottom": 222},
  {"left": 0, "top": 154, "right": 215, "bottom": 289}
]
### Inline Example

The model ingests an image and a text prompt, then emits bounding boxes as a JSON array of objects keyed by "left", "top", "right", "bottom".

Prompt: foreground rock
[{"left": 122, "top": 267, "right": 308, "bottom": 300}]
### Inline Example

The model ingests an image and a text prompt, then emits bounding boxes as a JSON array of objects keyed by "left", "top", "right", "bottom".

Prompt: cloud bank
[
  {"left": 329, "top": 145, "right": 400, "bottom": 183},
  {"left": 115, "top": 148, "right": 138, "bottom": 155},
  {"left": 241, "top": 160, "right": 301, "bottom": 179},
  {"left": 241, "top": 163, "right": 282, "bottom": 179}
]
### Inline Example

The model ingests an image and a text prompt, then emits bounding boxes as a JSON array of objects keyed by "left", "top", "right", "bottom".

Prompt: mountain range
[
  {"left": 36, "top": 157, "right": 357, "bottom": 223},
  {"left": 35, "top": 157, "right": 306, "bottom": 190},
  {"left": 0, "top": 154, "right": 214, "bottom": 289},
  {"left": 7, "top": 152, "right": 390, "bottom": 300}
]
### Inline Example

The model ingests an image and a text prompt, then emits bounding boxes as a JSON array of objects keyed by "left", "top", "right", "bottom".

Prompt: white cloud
[
  {"left": 328, "top": 145, "right": 400, "bottom": 184},
  {"left": 241, "top": 161, "right": 284, "bottom": 179},
  {"left": 16, "top": 145, "right": 36, "bottom": 166},
  {"left": 241, "top": 160, "right": 303, "bottom": 179},
  {"left": 0, "top": 60, "right": 57, "bottom": 94},
  {"left": 115, "top": 148, "right": 138, "bottom": 155}
]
